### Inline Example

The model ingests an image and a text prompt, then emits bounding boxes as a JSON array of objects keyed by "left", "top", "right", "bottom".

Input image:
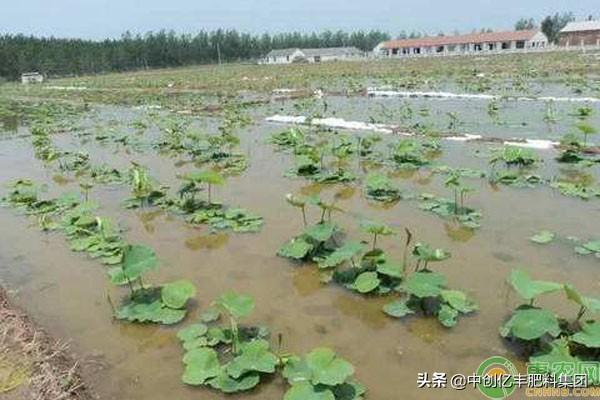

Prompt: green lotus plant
[
  {"left": 182, "top": 170, "right": 225, "bottom": 204},
  {"left": 501, "top": 269, "right": 600, "bottom": 380},
  {"left": 360, "top": 220, "right": 395, "bottom": 250}
]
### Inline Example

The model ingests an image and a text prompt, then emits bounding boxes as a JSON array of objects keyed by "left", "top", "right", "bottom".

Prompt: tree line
[{"left": 0, "top": 29, "right": 390, "bottom": 80}]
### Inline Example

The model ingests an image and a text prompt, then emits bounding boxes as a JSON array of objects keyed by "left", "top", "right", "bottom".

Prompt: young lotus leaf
[
  {"left": 226, "top": 339, "right": 279, "bottom": 378},
  {"left": 530, "top": 231, "right": 555, "bottom": 245},
  {"left": 352, "top": 272, "right": 380, "bottom": 294},
  {"left": 184, "top": 170, "right": 225, "bottom": 185},
  {"left": 284, "top": 382, "right": 335, "bottom": 400},
  {"left": 359, "top": 220, "right": 395, "bottom": 237},
  {"left": 177, "top": 323, "right": 208, "bottom": 343},
  {"left": 317, "top": 241, "right": 364, "bottom": 269},
  {"left": 500, "top": 308, "right": 561, "bottom": 341},
  {"left": 438, "top": 304, "right": 459, "bottom": 328},
  {"left": 305, "top": 347, "right": 355, "bottom": 386},
  {"left": 507, "top": 269, "right": 562, "bottom": 301},
  {"left": 207, "top": 370, "right": 260, "bottom": 393},
  {"left": 383, "top": 299, "right": 415, "bottom": 318},
  {"left": 304, "top": 223, "right": 337, "bottom": 242},
  {"left": 217, "top": 291, "right": 255, "bottom": 319},
  {"left": 402, "top": 271, "right": 447, "bottom": 298},
  {"left": 570, "top": 321, "right": 600, "bottom": 348},
  {"left": 161, "top": 280, "right": 196, "bottom": 309},
  {"left": 440, "top": 290, "right": 479, "bottom": 313},
  {"left": 376, "top": 261, "right": 404, "bottom": 279},
  {"left": 278, "top": 238, "right": 314, "bottom": 259},
  {"left": 412, "top": 243, "right": 450, "bottom": 263},
  {"left": 121, "top": 244, "right": 158, "bottom": 281},
  {"left": 200, "top": 306, "right": 222, "bottom": 322},
  {"left": 562, "top": 284, "right": 600, "bottom": 312},
  {"left": 182, "top": 347, "right": 221, "bottom": 385}
]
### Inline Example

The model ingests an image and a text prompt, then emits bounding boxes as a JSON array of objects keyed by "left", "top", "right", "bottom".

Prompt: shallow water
[{"left": 0, "top": 102, "right": 599, "bottom": 400}]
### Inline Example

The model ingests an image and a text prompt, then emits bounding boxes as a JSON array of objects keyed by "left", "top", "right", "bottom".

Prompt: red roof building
[{"left": 374, "top": 30, "right": 548, "bottom": 57}]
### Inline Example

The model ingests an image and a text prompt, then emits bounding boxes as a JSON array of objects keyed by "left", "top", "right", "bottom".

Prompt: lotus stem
[{"left": 301, "top": 207, "right": 307, "bottom": 227}]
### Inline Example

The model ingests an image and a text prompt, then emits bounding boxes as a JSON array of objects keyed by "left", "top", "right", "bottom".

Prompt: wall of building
[{"left": 559, "top": 31, "right": 600, "bottom": 47}]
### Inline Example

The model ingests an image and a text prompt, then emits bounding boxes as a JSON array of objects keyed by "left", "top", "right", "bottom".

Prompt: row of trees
[
  {"left": 515, "top": 12, "right": 595, "bottom": 44},
  {"left": 0, "top": 29, "right": 390, "bottom": 80}
]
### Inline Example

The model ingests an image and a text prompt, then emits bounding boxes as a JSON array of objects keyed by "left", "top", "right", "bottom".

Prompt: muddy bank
[{"left": 0, "top": 286, "right": 95, "bottom": 400}]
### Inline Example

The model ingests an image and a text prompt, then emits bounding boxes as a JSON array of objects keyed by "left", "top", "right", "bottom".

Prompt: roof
[
  {"left": 21, "top": 72, "right": 42, "bottom": 76},
  {"left": 301, "top": 47, "right": 363, "bottom": 57},
  {"left": 380, "top": 30, "right": 541, "bottom": 49},
  {"left": 560, "top": 20, "right": 600, "bottom": 33},
  {"left": 265, "top": 48, "right": 301, "bottom": 58}
]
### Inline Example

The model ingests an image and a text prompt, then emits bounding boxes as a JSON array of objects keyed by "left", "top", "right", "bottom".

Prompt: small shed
[
  {"left": 559, "top": 20, "right": 600, "bottom": 47},
  {"left": 263, "top": 49, "right": 304, "bottom": 64},
  {"left": 301, "top": 47, "right": 365, "bottom": 63},
  {"left": 21, "top": 72, "right": 44, "bottom": 84}
]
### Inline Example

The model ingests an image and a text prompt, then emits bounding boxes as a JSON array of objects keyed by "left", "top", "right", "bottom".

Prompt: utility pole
[{"left": 217, "top": 42, "right": 222, "bottom": 65}]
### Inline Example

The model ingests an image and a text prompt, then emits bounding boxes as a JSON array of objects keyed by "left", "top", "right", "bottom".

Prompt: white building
[
  {"left": 263, "top": 47, "right": 365, "bottom": 64},
  {"left": 374, "top": 30, "right": 548, "bottom": 58},
  {"left": 21, "top": 72, "right": 44, "bottom": 84}
]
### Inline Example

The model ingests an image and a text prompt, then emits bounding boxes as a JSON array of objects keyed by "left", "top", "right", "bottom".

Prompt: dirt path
[{"left": 0, "top": 287, "right": 95, "bottom": 400}]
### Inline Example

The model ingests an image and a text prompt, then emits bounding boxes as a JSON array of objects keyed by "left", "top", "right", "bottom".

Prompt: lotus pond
[{"left": 0, "top": 54, "right": 599, "bottom": 399}]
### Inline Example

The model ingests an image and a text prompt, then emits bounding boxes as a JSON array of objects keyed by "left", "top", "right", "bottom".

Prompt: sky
[{"left": 1, "top": 0, "right": 598, "bottom": 39}]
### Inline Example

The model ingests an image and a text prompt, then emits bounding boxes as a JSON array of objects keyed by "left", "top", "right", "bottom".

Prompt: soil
[{"left": 0, "top": 286, "right": 95, "bottom": 400}]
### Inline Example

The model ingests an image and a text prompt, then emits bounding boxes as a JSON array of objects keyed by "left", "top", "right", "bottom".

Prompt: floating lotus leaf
[
  {"left": 571, "top": 321, "right": 600, "bottom": 348},
  {"left": 207, "top": 370, "right": 260, "bottom": 393},
  {"left": 182, "top": 347, "right": 221, "bottom": 385},
  {"left": 507, "top": 269, "right": 562, "bottom": 301},
  {"left": 438, "top": 304, "right": 459, "bottom": 327},
  {"left": 440, "top": 290, "right": 478, "bottom": 313},
  {"left": 226, "top": 339, "right": 279, "bottom": 378},
  {"left": 217, "top": 291, "right": 255, "bottom": 319},
  {"left": 304, "top": 223, "right": 337, "bottom": 242},
  {"left": 177, "top": 323, "right": 208, "bottom": 343},
  {"left": 317, "top": 242, "right": 364, "bottom": 269},
  {"left": 121, "top": 244, "right": 158, "bottom": 281},
  {"left": 500, "top": 308, "right": 561, "bottom": 341},
  {"left": 305, "top": 347, "right": 355, "bottom": 386},
  {"left": 352, "top": 272, "right": 380, "bottom": 294},
  {"left": 402, "top": 271, "right": 447, "bottom": 298},
  {"left": 382, "top": 299, "right": 414, "bottom": 318},
  {"left": 161, "top": 280, "right": 196, "bottom": 309},
  {"left": 530, "top": 230, "right": 555, "bottom": 244},
  {"left": 582, "top": 240, "right": 600, "bottom": 253},
  {"left": 284, "top": 382, "right": 335, "bottom": 400},
  {"left": 376, "top": 261, "right": 404, "bottom": 279},
  {"left": 278, "top": 238, "right": 313, "bottom": 259},
  {"left": 282, "top": 356, "right": 313, "bottom": 384},
  {"left": 115, "top": 300, "right": 186, "bottom": 325}
]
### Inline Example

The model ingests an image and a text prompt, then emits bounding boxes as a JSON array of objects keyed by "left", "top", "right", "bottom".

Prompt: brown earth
[{"left": 0, "top": 286, "right": 95, "bottom": 400}]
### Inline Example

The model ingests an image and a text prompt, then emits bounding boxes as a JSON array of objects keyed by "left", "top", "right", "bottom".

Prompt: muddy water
[{"left": 0, "top": 105, "right": 599, "bottom": 400}]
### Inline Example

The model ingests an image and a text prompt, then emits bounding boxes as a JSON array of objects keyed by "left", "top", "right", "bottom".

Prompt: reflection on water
[
  {"left": 137, "top": 210, "right": 165, "bottom": 234},
  {"left": 332, "top": 293, "right": 389, "bottom": 329},
  {"left": 184, "top": 233, "right": 229, "bottom": 251},
  {"left": 407, "top": 317, "right": 446, "bottom": 344},
  {"left": 444, "top": 222, "right": 475, "bottom": 242},
  {"left": 292, "top": 265, "right": 322, "bottom": 297}
]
